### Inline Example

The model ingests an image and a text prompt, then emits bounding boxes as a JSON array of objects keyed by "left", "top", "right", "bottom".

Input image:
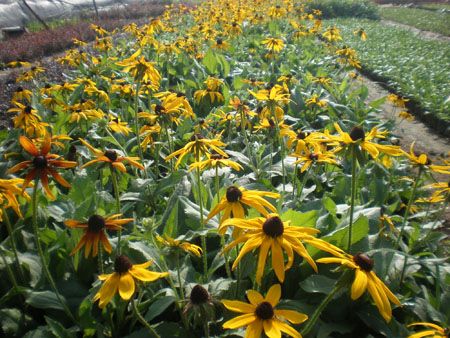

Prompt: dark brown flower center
[
  {"left": 24, "top": 105, "right": 33, "bottom": 114},
  {"left": 297, "top": 131, "right": 307, "bottom": 140},
  {"left": 104, "top": 150, "right": 118, "bottom": 162},
  {"left": 190, "top": 133, "right": 204, "bottom": 142},
  {"left": 262, "top": 216, "right": 284, "bottom": 238},
  {"left": 353, "top": 252, "right": 374, "bottom": 272},
  {"left": 33, "top": 155, "right": 48, "bottom": 169},
  {"left": 67, "top": 145, "right": 77, "bottom": 162},
  {"left": 154, "top": 104, "right": 165, "bottom": 114},
  {"left": 309, "top": 153, "right": 319, "bottom": 161},
  {"left": 189, "top": 284, "right": 210, "bottom": 305},
  {"left": 87, "top": 214, "right": 106, "bottom": 233},
  {"left": 268, "top": 119, "right": 275, "bottom": 127},
  {"left": 16, "top": 86, "right": 24, "bottom": 92},
  {"left": 350, "top": 126, "right": 365, "bottom": 142},
  {"left": 176, "top": 91, "right": 185, "bottom": 97},
  {"left": 216, "top": 38, "right": 223, "bottom": 45},
  {"left": 210, "top": 153, "right": 223, "bottom": 160},
  {"left": 255, "top": 301, "right": 274, "bottom": 320},
  {"left": 226, "top": 186, "right": 242, "bottom": 202},
  {"left": 114, "top": 255, "right": 132, "bottom": 274}
]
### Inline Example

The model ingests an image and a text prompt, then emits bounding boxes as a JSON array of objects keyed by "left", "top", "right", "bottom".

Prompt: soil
[{"left": 381, "top": 19, "right": 450, "bottom": 42}]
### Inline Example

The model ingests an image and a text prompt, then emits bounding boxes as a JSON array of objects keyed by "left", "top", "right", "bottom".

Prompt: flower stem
[
  {"left": 0, "top": 247, "right": 20, "bottom": 292},
  {"left": 133, "top": 82, "right": 146, "bottom": 176},
  {"left": 98, "top": 245, "right": 104, "bottom": 274},
  {"left": 2, "top": 208, "right": 25, "bottom": 281},
  {"left": 31, "top": 180, "right": 75, "bottom": 322},
  {"left": 132, "top": 299, "right": 161, "bottom": 338},
  {"left": 110, "top": 167, "right": 122, "bottom": 254},
  {"left": 196, "top": 166, "right": 208, "bottom": 281},
  {"left": 215, "top": 166, "right": 231, "bottom": 279},
  {"left": 175, "top": 251, "right": 185, "bottom": 300},
  {"left": 301, "top": 274, "right": 347, "bottom": 336},
  {"left": 347, "top": 145, "right": 358, "bottom": 253}
]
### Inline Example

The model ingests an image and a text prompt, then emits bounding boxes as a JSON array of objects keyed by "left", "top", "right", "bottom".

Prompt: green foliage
[{"left": 306, "top": 0, "right": 379, "bottom": 19}]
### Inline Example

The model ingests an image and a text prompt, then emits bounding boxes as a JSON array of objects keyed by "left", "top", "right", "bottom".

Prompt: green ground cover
[
  {"left": 379, "top": 6, "right": 450, "bottom": 36},
  {"left": 327, "top": 18, "right": 450, "bottom": 126}
]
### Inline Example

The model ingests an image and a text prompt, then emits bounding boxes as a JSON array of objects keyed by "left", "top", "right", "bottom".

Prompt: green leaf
[
  {"left": 202, "top": 49, "right": 218, "bottom": 74},
  {"left": 281, "top": 209, "right": 318, "bottom": 228},
  {"left": 45, "top": 316, "right": 75, "bottom": 338},
  {"left": 369, "top": 96, "right": 386, "bottom": 109},
  {"left": 26, "top": 291, "right": 66, "bottom": 311},
  {"left": 300, "top": 275, "right": 336, "bottom": 294},
  {"left": 324, "top": 216, "right": 369, "bottom": 248},
  {"left": 144, "top": 296, "right": 176, "bottom": 322}
]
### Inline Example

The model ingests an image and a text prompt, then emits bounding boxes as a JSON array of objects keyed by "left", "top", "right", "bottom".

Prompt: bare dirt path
[
  {"left": 360, "top": 76, "right": 449, "bottom": 157},
  {"left": 381, "top": 19, "right": 450, "bottom": 42}
]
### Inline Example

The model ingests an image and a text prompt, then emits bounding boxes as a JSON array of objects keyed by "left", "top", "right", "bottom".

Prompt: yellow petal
[
  {"left": 275, "top": 309, "right": 308, "bottom": 324},
  {"left": 129, "top": 266, "right": 168, "bottom": 282},
  {"left": 223, "top": 313, "right": 257, "bottom": 329},
  {"left": 351, "top": 270, "right": 368, "bottom": 300},
  {"left": 222, "top": 300, "right": 255, "bottom": 314},
  {"left": 265, "top": 284, "right": 281, "bottom": 307},
  {"left": 118, "top": 273, "right": 135, "bottom": 300},
  {"left": 263, "top": 320, "right": 281, "bottom": 338},
  {"left": 247, "top": 290, "right": 264, "bottom": 306}
]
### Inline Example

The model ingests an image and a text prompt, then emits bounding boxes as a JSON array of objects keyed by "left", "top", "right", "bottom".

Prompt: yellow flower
[
  {"left": 108, "top": 115, "right": 132, "bottom": 135},
  {"left": 0, "top": 178, "right": 32, "bottom": 220},
  {"left": 7, "top": 102, "right": 48, "bottom": 137},
  {"left": 261, "top": 37, "right": 285, "bottom": 53},
  {"left": 398, "top": 111, "right": 414, "bottom": 121},
  {"left": 156, "top": 234, "right": 203, "bottom": 257},
  {"left": 69, "top": 109, "right": 105, "bottom": 124},
  {"left": 7, "top": 135, "right": 76, "bottom": 199},
  {"left": 305, "top": 94, "right": 327, "bottom": 108},
  {"left": 194, "top": 77, "right": 225, "bottom": 104},
  {"left": 406, "top": 143, "right": 450, "bottom": 174},
  {"left": 322, "top": 26, "right": 342, "bottom": 42},
  {"left": 332, "top": 124, "right": 403, "bottom": 159},
  {"left": 220, "top": 213, "right": 337, "bottom": 284},
  {"left": 206, "top": 186, "right": 279, "bottom": 226},
  {"left": 290, "top": 148, "right": 338, "bottom": 173},
  {"left": 164, "top": 134, "right": 227, "bottom": 168},
  {"left": 116, "top": 49, "right": 161, "bottom": 89},
  {"left": 222, "top": 284, "right": 307, "bottom": 338},
  {"left": 188, "top": 153, "right": 242, "bottom": 172},
  {"left": 79, "top": 138, "right": 144, "bottom": 173},
  {"left": 317, "top": 250, "right": 401, "bottom": 322},
  {"left": 407, "top": 322, "right": 448, "bottom": 338},
  {"left": 93, "top": 255, "right": 168, "bottom": 308},
  {"left": 353, "top": 28, "right": 367, "bottom": 41},
  {"left": 65, "top": 214, "right": 133, "bottom": 258},
  {"left": 387, "top": 94, "right": 409, "bottom": 108},
  {"left": 213, "top": 37, "right": 229, "bottom": 50}
]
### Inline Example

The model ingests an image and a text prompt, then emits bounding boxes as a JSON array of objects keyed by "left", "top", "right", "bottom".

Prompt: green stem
[
  {"left": 132, "top": 299, "right": 161, "bottom": 338},
  {"left": 292, "top": 163, "right": 298, "bottom": 198},
  {"left": 0, "top": 247, "right": 20, "bottom": 293},
  {"left": 347, "top": 145, "right": 358, "bottom": 253},
  {"left": 133, "top": 82, "right": 146, "bottom": 177},
  {"left": 110, "top": 167, "right": 122, "bottom": 254},
  {"left": 31, "top": 180, "right": 75, "bottom": 322},
  {"left": 301, "top": 274, "right": 346, "bottom": 336},
  {"left": 234, "top": 246, "right": 241, "bottom": 298},
  {"left": 385, "top": 167, "right": 422, "bottom": 279},
  {"left": 175, "top": 251, "right": 185, "bottom": 300},
  {"left": 196, "top": 166, "right": 208, "bottom": 281},
  {"left": 98, "top": 245, "right": 104, "bottom": 274},
  {"left": 2, "top": 208, "right": 25, "bottom": 281}
]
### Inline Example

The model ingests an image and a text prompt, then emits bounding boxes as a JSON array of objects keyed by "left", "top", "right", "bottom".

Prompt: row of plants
[
  {"left": 327, "top": 18, "right": 450, "bottom": 134},
  {"left": 379, "top": 6, "right": 450, "bottom": 36},
  {"left": 304, "top": 0, "right": 379, "bottom": 19},
  {"left": 0, "top": 1, "right": 165, "bottom": 67},
  {"left": 0, "top": 1, "right": 449, "bottom": 337}
]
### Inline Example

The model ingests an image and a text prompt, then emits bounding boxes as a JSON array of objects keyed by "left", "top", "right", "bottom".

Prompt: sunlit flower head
[
  {"left": 93, "top": 255, "right": 168, "bottom": 308},
  {"left": 156, "top": 234, "right": 203, "bottom": 257},
  {"left": 65, "top": 214, "right": 133, "bottom": 258},
  {"left": 222, "top": 284, "right": 308, "bottom": 337}
]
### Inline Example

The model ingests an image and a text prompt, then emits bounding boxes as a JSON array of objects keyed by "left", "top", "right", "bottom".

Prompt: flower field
[{"left": 0, "top": 1, "right": 449, "bottom": 337}]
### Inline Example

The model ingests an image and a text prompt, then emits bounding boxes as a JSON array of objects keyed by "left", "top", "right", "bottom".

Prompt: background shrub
[{"left": 306, "top": 0, "right": 380, "bottom": 19}]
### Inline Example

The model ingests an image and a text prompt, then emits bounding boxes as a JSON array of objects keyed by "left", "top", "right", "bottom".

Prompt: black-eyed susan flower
[
  {"left": 206, "top": 186, "right": 279, "bottom": 225},
  {"left": 0, "top": 178, "right": 31, "bottom": 220},
  {"left": 406, "top": 143, "right": 450, "bottom": 175},
  {"left": 156, "top": 234, "right": 203, "bottom": 257},
  {"left": 353, "top": 28, "right": 367, "bottom": 41},
  {"left": 94, "top": 255, "right": 168, "bottom": 308},
  {"left": 290, "top": 148, "right": 339, "bottom": 173},
  {"left": 108, "top": 115, "right": 132, "bottom": 136},
  {"left": 317, "top": 250, "right": 401, "bottom": 322},
  {"left": 164, "top": 134, "right": 227, "bottom": 168},
  {"left": 78, "top": 138, "right": 144, "bottom": 173},
  {"left": 261, "top": 37, "right": 285, "bottom": 53},
  {"left": 222, "top": 284, "right": 308, "bottom": 337},
  {"left": 249, "top": 84, "right": 290, "bottom": 120},
  {"left": 7, "top": 102, "right": 48, "bottom": 137},
  {"left": 305, "top": 94, "right": 327, "bottom": 108},
  {"left": 116, "top": 49, "right": 161, "bottom": 89},
  {"left": 220, "top": 213, "right": 337, "bottom": 284},
  {"left": 65, "top": 214, "right": 133, "bottom": 258},
  {"left": 7, "top": 136, "right": 77, "bottom": 199},
  {"left": 322, "top": 26, "right": 342, "bottom": 42},
  {"left": 332, "top": 124, "right": 403, "bottom": 159},
  {"left": 188, "top": 153, "right": 242, "bottom": 172},
  {"left": 407, "top": 322, "right": 448, "bottom": 338},
  {"left": 398, "top": 111, "right": 414, "bottom": 121},
  {"left": 194, "top": 77, "right": 225, "bottom": 104}
]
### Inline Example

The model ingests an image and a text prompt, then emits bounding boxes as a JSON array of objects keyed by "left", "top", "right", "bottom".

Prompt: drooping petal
[
  {"left": 256, "top": 238, "right": 271, "bottom": 283},
  {"left": 94, "top": 273, "right": 120, "bottom": 308},
  {"left": 19, "top": 136, "right": 39, "bottom": 156},
  {"left": 223, "top": 313, "right": 257, "bottom": 329},
  {"left": 351, "top": 269, "right": 368, "bottom": 300},
  {"left": 263, "top": 319, "right": 281, "bottom": 338},
  {"left": 129, "top": 266, "right": 168, "bottom": 282},
  {"left": 118, "top": 273, "right": 135, "bottom": 300},
  {"left": 245, "top": 320, "right": 263, "bottom": 338},
  {"left": 276, "top": 320, "right": 302, "bottom": 338},
  {"left": 271, "top": 240, "right": 285, "bottom": 282},
  {"left": 275, "top": 310, "right": 308, "bottom": 324}
]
